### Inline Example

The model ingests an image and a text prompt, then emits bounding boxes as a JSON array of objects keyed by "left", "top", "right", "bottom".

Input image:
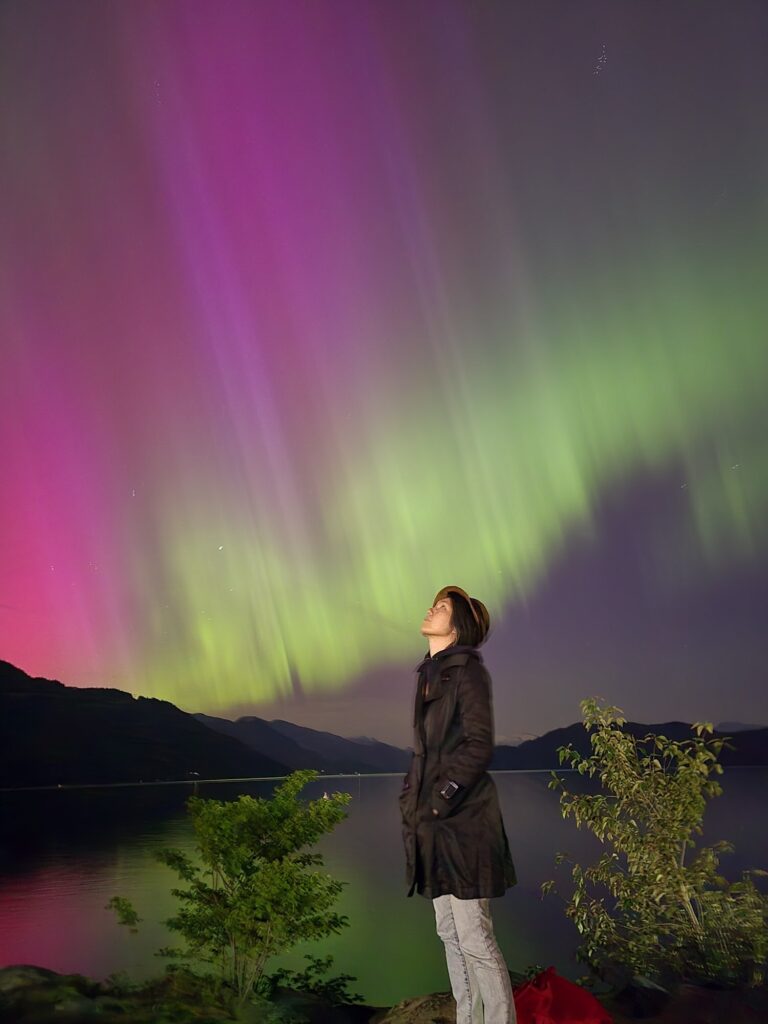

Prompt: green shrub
[
  {"left": 258, "top": 953, "right": 363, "bottom": 1005},
  {"left": 108, "top": 769, "right": 352, "bottom": 1009},
  {"left": 541, "top": 698, "right": 768, "bottom": 988}
]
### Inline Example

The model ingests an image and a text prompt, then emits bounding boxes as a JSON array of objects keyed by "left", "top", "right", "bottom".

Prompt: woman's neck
[{"left": 428, "top": 636, "right": 456, "bottom": 657}]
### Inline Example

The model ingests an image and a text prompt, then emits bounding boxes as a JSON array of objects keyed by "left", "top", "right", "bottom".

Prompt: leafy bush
[
  {"left": 541, "top": 698, "right": 768, "bottom": 988},
  {"left": 108, "top": 769, "right": 352, "bottom": 1009},
  {"left": 258, "top": 953, "right": 363, "bottom": 1005}
]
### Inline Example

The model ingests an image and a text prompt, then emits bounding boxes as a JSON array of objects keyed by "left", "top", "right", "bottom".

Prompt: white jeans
[{"left": 433, "top": 894, "right": 517, "bottom": 1024}]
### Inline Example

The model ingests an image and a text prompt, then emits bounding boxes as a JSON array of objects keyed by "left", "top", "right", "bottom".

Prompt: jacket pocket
[{"left": 435, "top": 819, "right": 474, "bottom": 890}]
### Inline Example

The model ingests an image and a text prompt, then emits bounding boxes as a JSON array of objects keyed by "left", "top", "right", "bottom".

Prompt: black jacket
[{"left": 399, "top": 644, "right": 518, "bottom": 899}]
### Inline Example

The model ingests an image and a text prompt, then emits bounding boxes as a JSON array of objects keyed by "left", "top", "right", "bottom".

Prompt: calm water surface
[{"left": 0, "top": 769, "right": 766, "bottom": 1006}]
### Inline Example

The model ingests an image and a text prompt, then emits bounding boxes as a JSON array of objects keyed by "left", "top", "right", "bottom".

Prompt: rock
[
  {"left": 0, "top": 967, "right": 142, "bottom": 1023},
  {"left": 599, "top": 978, "right": 768, "bottom": 1024},
  {"left": 668, "top": 981, "right": 768, "bottom": 1024},
  {"left": 267, "top": 986, "right": 384, "bottom": 1023},
  {"left": 52, "top": 994, "right": 104, "bottom": 1017},
  {"left": 0, "top": 965, "right": 64, "bottom": 994},
  {"left": 370, "top": 991, "right": 454, "bottom": 1024},
  {"left": 90, "top": 996, "right": 130, "bottom": 1015},
  {"left": 610, "top": 974, "right": 672, "bottom": 1018},
  {"left": 9, "top": 960, "right": 767, "bottom": 1024}
]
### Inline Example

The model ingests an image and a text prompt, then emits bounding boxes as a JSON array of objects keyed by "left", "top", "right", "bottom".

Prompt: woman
[{"left": 399, "top": 585, "right": 518, "bottom": 1024}]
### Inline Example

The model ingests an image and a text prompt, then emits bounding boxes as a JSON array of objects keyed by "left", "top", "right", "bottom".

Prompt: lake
[{"left": 0, "top": 769, "right": 765, "bottom": 1006}]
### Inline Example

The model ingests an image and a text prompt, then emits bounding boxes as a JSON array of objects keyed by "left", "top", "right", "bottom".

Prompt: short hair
[{"left": 447, "top": 590, "right": 488, "bottom": 647}]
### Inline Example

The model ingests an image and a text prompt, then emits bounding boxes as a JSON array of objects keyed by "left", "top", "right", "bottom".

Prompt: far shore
[{"left": 0, "top": 768, "right": 570, "bottom": 794}]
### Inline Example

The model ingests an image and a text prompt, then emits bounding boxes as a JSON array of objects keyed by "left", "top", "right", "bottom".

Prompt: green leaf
[{"left": 106, "top": 896, "right": 142, "bottom": 932}]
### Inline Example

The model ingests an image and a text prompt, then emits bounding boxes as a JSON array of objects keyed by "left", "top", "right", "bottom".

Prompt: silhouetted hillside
[
  {"left": 491, "top": 719, "right": 768, "bottom": 769},
  {"left": 192, "top": 712, "right": 387, "bottom": 773},
  {"left": 0, "top": 660, "right": 289, "bottom": 787},
  {"left": 3, "top": 658, "right": 766, "bottom": 790},
  {"left": 193, "top": 714, "right": 408, "bottom": 773},
  {"left": 269, "top": 719, "right": 410, "bottom": 772},
  {"left": 193, "top": 712, "right": 325, "bottom": 768},
  {"left": 716, "top": 720, "right": 767, "bottom": 732}
]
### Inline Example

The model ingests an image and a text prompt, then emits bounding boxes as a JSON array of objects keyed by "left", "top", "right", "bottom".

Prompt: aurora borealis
[{"left": 1, "top": 2, "right": 767, "bottom": 742}]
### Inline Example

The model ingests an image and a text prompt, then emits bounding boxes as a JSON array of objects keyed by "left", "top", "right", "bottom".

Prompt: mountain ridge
[
  {"left": 2, "top": 658, "right": 766, "bottom": 789},
  {"left": 0, "top": 659, "right": 288, "bottom": 787}
]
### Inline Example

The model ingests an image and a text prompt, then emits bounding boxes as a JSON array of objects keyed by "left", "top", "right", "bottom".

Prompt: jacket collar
[{"left": 414, "top": 644, "right": 482, "bottom": 675}]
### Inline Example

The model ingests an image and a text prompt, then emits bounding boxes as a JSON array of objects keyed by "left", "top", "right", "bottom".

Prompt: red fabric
[{"left": 512, "top": 966, "right": 613, "bottom": 1024}]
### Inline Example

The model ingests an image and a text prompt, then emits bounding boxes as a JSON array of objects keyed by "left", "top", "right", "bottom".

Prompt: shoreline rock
[{"left": 1, "top": 963, "right": 767, "bottom": 1024}]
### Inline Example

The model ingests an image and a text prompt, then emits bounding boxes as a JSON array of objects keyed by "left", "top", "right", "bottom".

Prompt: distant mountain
[
  {"left": 716, "top": 721, "right": 767, "bottom": 733},
  {"left": 491, "top": 720, "right": 768, "bottom": 770},
  {"left": 268, "top": 719, "right": 410, "bottom": 772},
  {"left": 192, "top": 713, "right": 392, "bottom": 773},
  {"left": 3, "top": 657, "right": 766, "bottom": 790},
  {"left": 0, "top": 660, "right": 289, "bottom": 788},
  {"left": 495, "top": 732, "right": 539, "bottom": 747},
  {"left": 193, "top": 713, "right": 330, "bottom": 769}
]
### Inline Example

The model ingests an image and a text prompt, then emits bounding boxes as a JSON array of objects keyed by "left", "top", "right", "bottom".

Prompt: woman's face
[{"left": 420, "top": 595, "right": 454, "bottom": 638}]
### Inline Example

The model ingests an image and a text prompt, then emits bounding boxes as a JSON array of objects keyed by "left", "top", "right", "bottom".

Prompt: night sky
[{"left": 1, "top": 1, "right": 767, "bottom": 747}]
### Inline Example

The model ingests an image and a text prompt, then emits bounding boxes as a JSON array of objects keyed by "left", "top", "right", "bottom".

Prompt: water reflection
[{"left": 0, "top": 770, "right": 765, "bottom": 1006}]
